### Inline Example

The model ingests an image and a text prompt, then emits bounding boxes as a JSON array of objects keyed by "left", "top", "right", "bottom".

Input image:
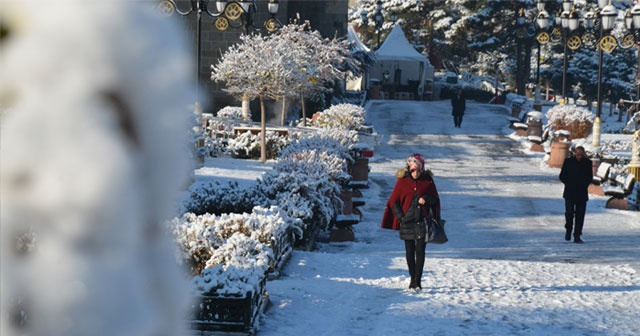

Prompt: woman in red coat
[{"left": 381, "top": 154, "right": 441, "bottom": 292}]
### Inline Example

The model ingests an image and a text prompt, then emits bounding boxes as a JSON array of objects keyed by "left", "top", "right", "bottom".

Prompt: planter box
[
  {"left": 340, "top": 189, "right": 353, "bottom": 215},
  {"left": 267, "top": 228, "right": 295, "bottom": 279},
  {"left": 190, "top": 277, "right": 268, "bottom": 335},
  {"left": 330, "top": 227, "right": 355, "bottom": 242},
  {"left": 348, "top": 158, "right": 370, "bottom": 189}
]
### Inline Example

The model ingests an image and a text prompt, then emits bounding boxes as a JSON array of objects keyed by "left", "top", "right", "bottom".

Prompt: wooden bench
[
  {"left": 507, "top": 116, "right": 522, "bottom": 129},
  {"left": 233, "top": 126, "right": 289, "bottom": 137},
  {"left": 604, "top": 174, "right": 636, "bottom": 210},
  {"left": 512, "top": 122, "right": 528, "bottom": 137},
  {"left": 588, "top": 162, "right": 611, "bottom": 196},
  {"left": 592, "top": 162, "right": 612, "bottom": 185}
]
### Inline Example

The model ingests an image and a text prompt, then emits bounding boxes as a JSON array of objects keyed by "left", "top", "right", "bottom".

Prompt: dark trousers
[
  {"left": 565, "top": 198, "right": 587, "bottom": 237},
  {"left": 404, "top": 238, "right": 426, "bottom": 288},
  {"left": 453, "top": 115, "right": 463, "bottom": 127}
]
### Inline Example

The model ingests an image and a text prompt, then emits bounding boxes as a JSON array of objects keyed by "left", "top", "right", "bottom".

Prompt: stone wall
[{"left": 171, "top": 0, "right": 348, "bottom": 116}]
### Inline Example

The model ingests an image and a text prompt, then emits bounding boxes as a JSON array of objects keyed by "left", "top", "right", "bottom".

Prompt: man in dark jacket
[
  {"left": 559, "top": 146, "right": 593, "bottom": 243},
  {"left": 451, "top": 87, "right": 466, "bottom": 128}
]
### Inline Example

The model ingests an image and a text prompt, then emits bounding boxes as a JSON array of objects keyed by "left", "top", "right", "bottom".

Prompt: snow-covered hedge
[
  {"left": 256, "top": 147, "right": 345, "bottom": 235},
  {"left": 217, "top": 106, "right": 244, "bottom": 120},
  {"left": 545, "top": 104, "right": 594, "bottom": 139},
  {"left": 183, "top": 180, "right": 256, "bottom": 216},
  {"left": 226, "top": 130, "right": 290, "bottom": 159},
  {"left": 313, "top": 103, "right": 365, "bottom": 131},
  {"left": 171, "top": 206, "right": 302, "bottom": 295}
]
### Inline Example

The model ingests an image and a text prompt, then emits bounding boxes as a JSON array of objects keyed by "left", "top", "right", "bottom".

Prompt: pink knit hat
[{"left": 406, "top": 154, "right": 425, "bottom": 172}]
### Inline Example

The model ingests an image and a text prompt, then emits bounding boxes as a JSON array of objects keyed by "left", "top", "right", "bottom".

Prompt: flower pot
[{"left": 548, "top": 141, "right": 570, "bottom": 168}]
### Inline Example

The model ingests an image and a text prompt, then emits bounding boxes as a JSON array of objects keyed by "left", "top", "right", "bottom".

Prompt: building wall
[{"left": 171, "top": 0, "right": 348, "bottom": 118}]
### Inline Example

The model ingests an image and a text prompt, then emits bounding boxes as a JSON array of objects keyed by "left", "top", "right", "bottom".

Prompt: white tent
[
  {"left": 346, "top": 25, "right": 370, "bottom": 91},
  {"left": 369, "top": 24, "right": 434, "bottom": 99}
]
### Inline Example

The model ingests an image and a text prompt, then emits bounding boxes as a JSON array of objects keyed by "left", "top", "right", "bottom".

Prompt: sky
[{"left": 195, "top": 99, "right": 639, "bottom": 336}]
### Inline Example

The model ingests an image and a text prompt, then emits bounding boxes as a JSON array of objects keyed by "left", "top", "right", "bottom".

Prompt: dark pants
[
  {"left": 404, "top": 238, "right": 426, "bottom": 288},
  {"left": 453, "top": 115, "right": 463, "bottom": 127},
  {"left": 565, "top": 198, "right": 587, "bottom": 237}
]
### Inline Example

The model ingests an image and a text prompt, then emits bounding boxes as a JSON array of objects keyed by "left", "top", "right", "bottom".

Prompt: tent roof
[
  {"left": 375, "top": 24, "right": 429, "bottom": 62},
  {"left": 347, "top": 25, "right": 370, "bottom": 52}
]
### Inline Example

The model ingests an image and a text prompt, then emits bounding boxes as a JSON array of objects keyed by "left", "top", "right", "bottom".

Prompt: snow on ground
[{"left": 197, "top": 100, "right": 639, "bottom": 336}]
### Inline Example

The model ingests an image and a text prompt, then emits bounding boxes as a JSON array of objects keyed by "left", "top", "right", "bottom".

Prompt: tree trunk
[
  {"left": 301, "top": 90, "right": 306, "bottom": 127},
  {"left": 515, "top": 38, "right": 532, "bottom": 97},
  {"left": 281, "top": 95, "right": 286, "bottom": 126},
  {"left": 260, "top": 95, "right": 266, "bottom": 163}
]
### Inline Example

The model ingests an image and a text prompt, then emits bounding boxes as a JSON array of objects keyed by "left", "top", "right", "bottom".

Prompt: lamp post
[
  {"left": 534, "top": 0, "right": 550, "bottom": 111},
  {"left": 361, "top": 0, "right": 397, "bottom": 50},
  {"left": 626, "top": 3, "right": 640, "bottom": 121},
  {"left": 593, "top": 1, "right": 619, "bottom": 147},
  {"left": 374, "top": 1, "right": 384, "bottom": 49},
  {"left": 158, "top": 0, "right": 281, "bottom": 101},
  {"left": 559, "top": 0, "right": 578, "bottom": 104},
  {"left": 627, "top": 4, "right": 640, "bottom": 178}
]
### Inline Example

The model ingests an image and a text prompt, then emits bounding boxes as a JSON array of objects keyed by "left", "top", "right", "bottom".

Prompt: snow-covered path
[{"left": 258, "top": 100, "right": 640, "bottom": 336}]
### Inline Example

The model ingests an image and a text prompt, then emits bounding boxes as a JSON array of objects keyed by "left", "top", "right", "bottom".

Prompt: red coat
[{"left": 381, "top": 169, "right": 440, "bottom": 230}]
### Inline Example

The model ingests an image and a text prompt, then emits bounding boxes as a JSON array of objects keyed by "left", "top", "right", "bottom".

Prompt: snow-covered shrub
[
  {"left": 200, "top": 114, "right": 235, "bottom": 157},
  {"left": 0, "top": 2, "right": 194, "bottom": 335},
  {"left": 171, "top": 207, "right": 301, "bottom": 295},
  {"left": 183, "top": 181, "right": 256, "bottom": 216},
  {"left": 545, "top": 104, "right": 594, "bottom": 139},
  {"left": 226, "top": 130, "right": 290, "bottom": 159},
  {"left": 255, "top": 150, "right": 343, "bottom": 236},
  {"left": 193, "top": 234, "right": 272, "bottom": 296},
  {"left": 313, "top": 103, "right": 365, "bottom": 131},
  {"left": 274, "top": 134, "right": 350, "bottom": 185},
  {"left": 216, "top": 106, "right": 244, "bottom": 120},
  {"left": 317, "top": 128, "right": 360, "bottom": 156}
]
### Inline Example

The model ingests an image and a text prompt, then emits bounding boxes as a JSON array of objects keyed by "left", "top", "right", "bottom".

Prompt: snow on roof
[
  {"left": 375, "top": 24, "right": 430, "bottom": 64},
  {"left": 347, "top": 25, "right": 370, "bottom": 53}
]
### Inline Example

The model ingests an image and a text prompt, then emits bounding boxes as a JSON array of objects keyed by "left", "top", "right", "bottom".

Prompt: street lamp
[
  {"left": 627, "top": 4, "right": 640, "bottom": 122},
  {"left": 559, "top": 4, "right": 580, "bottom": 104},
  {"left": 625, "top": 3, "right": 640, "bottom": 178},
  {"left": 157, "top": 0, "right": 281, "bottom": 102},
  {"left": 361, "top": 0, "right": 397, "bottom": 50},
  {"left": 534, "top": 2, "right": 550, "bottom": 111},
  {"left": 593, "top": 1, "right": 619, "bottom": 147},
  {"left": 374, "top": 1, "right": 384, "bottom": 49}
]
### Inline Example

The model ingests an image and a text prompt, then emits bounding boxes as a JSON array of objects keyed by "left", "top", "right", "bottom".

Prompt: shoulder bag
[{"left": 426, "top": 208, "right": 448, "bottom": 244}]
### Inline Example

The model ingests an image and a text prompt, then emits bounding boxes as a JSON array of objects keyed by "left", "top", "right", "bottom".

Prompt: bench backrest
[
  {"left": 623, "top": 174, "right": 636, "bottom": 193},
  {"left": 595, "top": 162, "right": 611, "bottom": 179}
]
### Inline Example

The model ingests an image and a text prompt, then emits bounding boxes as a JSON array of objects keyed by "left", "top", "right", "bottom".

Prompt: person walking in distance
[
  {"left": 559, "top": 146, "right": 593, "bottom": 244},
  {"left": 451, "top": 87, "right": 466, "bottom": 128},
  {"left": 381, "top": 154, "right": 441, "bottom": 292}
]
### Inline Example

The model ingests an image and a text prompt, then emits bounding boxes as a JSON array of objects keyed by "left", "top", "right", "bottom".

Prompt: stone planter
[
  {"left": 348, "top": 158, "right": 369, "bottom": 188},
  {"left": 190, "top": 277, "right": 268, "bottom": 334},
  {"left": 548, "top": 141, "right": 570, "bottom": 168},
  {"left": 330, "top": 226, "right": 355, "bottom": 242},
  {"left": 511, "top": 107, "right": 522, "bottom": 118},
  {"left": 340, "top": 189, "right": 353, "bottom": 215}
]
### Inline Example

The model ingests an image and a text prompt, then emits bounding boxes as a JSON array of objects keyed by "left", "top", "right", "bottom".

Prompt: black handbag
[{"left": 426, "top": 209, "right": 448, "bottom": 244}]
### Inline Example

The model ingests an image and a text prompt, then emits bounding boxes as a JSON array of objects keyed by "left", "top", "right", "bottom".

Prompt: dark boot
[
  {"left": 574, "top": 235, "right": 584, "bottom": 244},
  {"left": 407, "top": 261, "right": 416, "bottom": 289},
  {"left": 565, "top": 227, "right": 572, "bottom": 241}
]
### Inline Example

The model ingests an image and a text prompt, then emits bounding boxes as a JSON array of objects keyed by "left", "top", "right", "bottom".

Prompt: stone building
[{"left": 166, "top": 0, "right": 349, "bottom": 119}]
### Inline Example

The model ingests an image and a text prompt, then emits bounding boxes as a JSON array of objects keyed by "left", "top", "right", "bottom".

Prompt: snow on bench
[
  {"left": 233, "top": 126, "right": 289, "bottom": 137},
  {"left": 527, "top": 135, "right": 543, "bottom": 144},
  {"left": 603, "top": 174, "right": 635, "bottom": 198},
  {"left": 592, "top": 162, "right": 612, "bottom": 185}
]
